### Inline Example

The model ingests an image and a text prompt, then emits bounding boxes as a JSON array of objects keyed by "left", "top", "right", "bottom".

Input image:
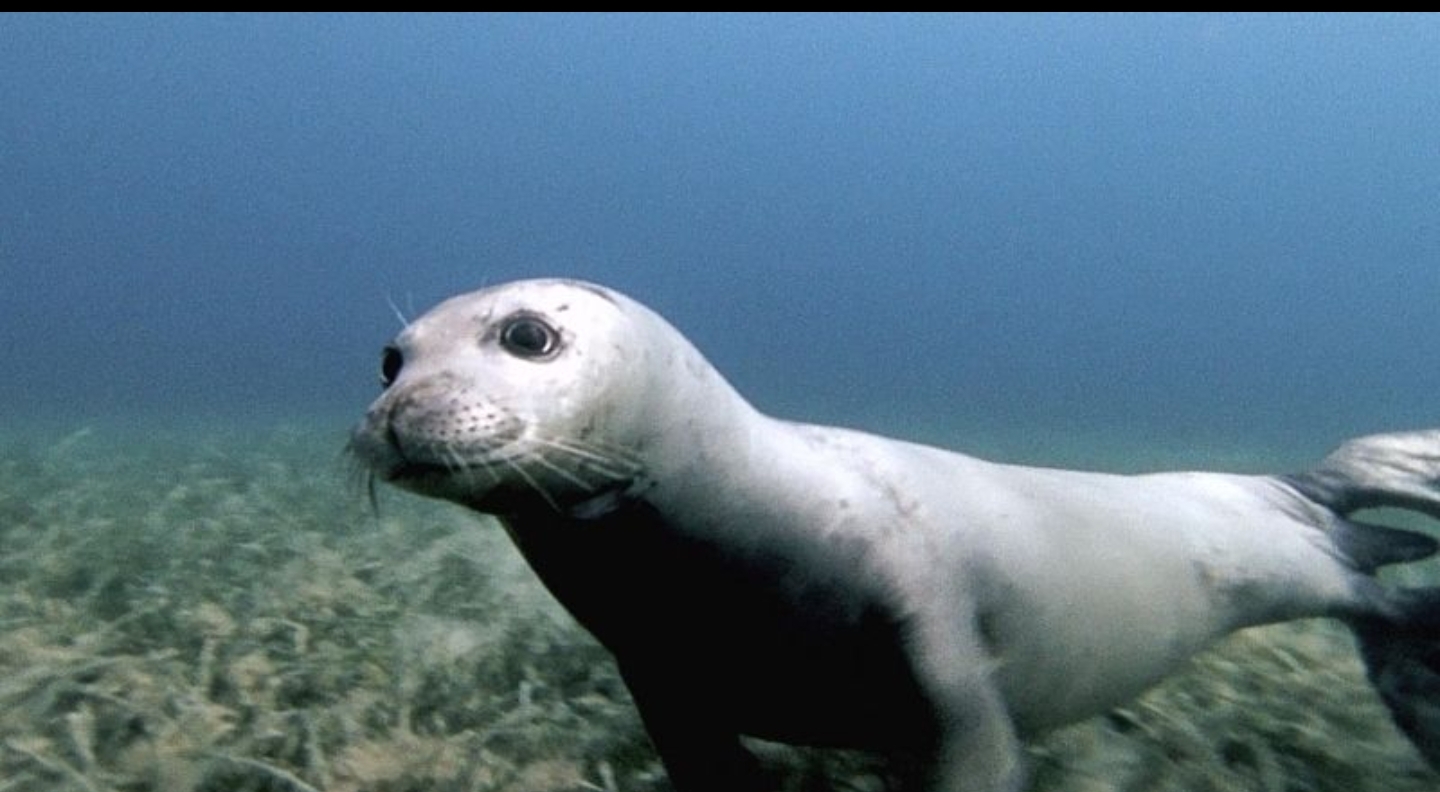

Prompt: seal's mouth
[
  {"left": 345, "top": 422, "right": 458, "bottom": 502},
  {"left": 366, "top": 442, "right": 488, "bottom": 496},
  {"left": 348, "top": 410, "right": 647, "bottom": 518},
  {"left": 355, "top": 449, "right": 508, "bottom": 512}
]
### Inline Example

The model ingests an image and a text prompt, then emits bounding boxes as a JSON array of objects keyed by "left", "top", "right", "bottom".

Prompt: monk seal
[{"left": 349, "top": 277, "right": 1440, "bottom": 792}]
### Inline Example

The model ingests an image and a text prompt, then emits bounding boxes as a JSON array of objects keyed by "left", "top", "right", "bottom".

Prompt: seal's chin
[
  {"left": 347, "top": 431, "right": 485, "bottom": 505},
  {"left": 378, "top": 460, "right": 505, "bottom": 508},
  {"left": 371, "top": 456, "right": 540, "bottom": 515},
  {"left": 381, "top": 460, "right": 454, "bottom": 491},
  {"left": 380, "top": 455, "right": 643, "bottom": 519}
]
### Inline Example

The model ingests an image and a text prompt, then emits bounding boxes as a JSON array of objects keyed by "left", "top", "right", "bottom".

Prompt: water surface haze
[{"left": 1, "top": 13, "right": 1435, "bottom": 454}]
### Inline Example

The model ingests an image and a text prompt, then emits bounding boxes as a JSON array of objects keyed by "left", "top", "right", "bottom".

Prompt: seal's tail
[{"left": 1284, "top": 430, "right": 1440, "bottom": 767}]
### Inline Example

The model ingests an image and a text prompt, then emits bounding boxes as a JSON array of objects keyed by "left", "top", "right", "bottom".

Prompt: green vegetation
[{"left": 0, "top": 424, "right": 1433, "bottom": 791}]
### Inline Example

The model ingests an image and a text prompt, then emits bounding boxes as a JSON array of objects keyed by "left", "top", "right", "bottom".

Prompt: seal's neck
[
  {"left": 632, "top": 346, "right": 766, "bottom": 484},
  {"left": 627, "top": 358, "right": 840, "bottom": 539}
]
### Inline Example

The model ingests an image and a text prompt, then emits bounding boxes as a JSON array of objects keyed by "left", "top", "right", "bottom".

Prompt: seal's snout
[
  {"left": 348, "top": 397, "right": 457, "bottom": 497},
  {"left": 350, "top": 375, "right": 437, "bottom": 484},
  {"left": 351, "top": 370, "right": 529, "bottom": 493},
  {"left": 348, "top": 401, "right": 406, "bottom": 482},
  {"left": 347, "top": 339, "right": 414, "bottom": 481}
]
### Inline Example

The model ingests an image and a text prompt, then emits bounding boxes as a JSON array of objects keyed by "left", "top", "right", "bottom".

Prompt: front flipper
[
  {"left": 905, "top": 611, "right": 1029, "bottom": 792},
  {"left": 914, "top": 685, "right": 1026, "bottom": 792}
]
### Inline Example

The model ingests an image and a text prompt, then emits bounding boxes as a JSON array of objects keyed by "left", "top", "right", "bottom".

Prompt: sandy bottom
[{"left": 0, "top": 421, "right": 1435, "bottom": 792}]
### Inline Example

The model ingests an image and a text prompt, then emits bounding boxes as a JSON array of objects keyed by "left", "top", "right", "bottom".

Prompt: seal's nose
[{"left": 348, "top": 398, "right": 405, "bottom": 478}]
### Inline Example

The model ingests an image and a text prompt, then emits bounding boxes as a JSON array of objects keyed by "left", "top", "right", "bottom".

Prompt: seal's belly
[
  {"left": 965, "top": 468, "right": 1300, "bottom": 732},
  {"left": 989, "top": 559, "right": 1223, "bottom": 733}
]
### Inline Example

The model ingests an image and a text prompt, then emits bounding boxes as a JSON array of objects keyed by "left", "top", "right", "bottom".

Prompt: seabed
[{"left": 0, "top": 421, "right": 1434, "bottom": 792}]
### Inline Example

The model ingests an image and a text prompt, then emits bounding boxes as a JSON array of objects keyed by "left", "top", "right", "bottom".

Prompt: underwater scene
[{"left": 3, "top": 13, "right": 1439, "bottom": 792}]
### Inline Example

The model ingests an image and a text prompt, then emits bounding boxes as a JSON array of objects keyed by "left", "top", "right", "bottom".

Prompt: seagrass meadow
[{"left": 1, "top": 422, "right": 1435, "bottom": 792}]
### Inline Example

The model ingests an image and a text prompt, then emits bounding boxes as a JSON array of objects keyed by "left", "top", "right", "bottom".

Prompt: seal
[{"left": 350, "top": 278, "right": 1440, "bottom": 792}]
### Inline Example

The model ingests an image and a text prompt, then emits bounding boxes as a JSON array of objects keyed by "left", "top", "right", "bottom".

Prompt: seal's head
[{"left": 349, "top": 278, "right": 664, "bottom": 516}]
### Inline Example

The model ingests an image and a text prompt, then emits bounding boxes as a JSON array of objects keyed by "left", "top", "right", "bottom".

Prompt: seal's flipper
[
  {"left": 1287, "top": 429, "right": 1440, "bottom": 768},
  {"left": 1355, "top": 589, "right": 1440, "bottom": 768},
  {"left": 1284, "top": 429, "right": 1440, "bottom": 519},
  {"left": 1333, "top": 517, "right": 1439, "bottom": 573}
]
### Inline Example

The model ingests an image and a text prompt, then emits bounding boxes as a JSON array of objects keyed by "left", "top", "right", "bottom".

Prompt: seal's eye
[
  {"left": 499, "top": 315, "right": 560, "bottom": 359},
  {"left": 380, "top": 345, "right": 403, "bottom": 389}
]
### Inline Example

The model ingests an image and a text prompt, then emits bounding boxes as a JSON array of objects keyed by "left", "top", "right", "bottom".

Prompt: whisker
[
  {"left": 578, "top": 437, "right": 645, "bottom": 466},
  {"left": 557, "top": 435, "right": 644, "bottom": 468},
  {"left": 525, "top": 451, "right": 603, "bottom": 493},
  {"left": 527, "top": 436, "right": 605, "bottom": 461},
  {"left": 339, "top": 438, "right": 384, "bottom": 517},
  {"left": 385, "top": 292, "right": 411, "bottom": 330},
  {"left": 446, "top": 446, "right": 502, "bottom": 492},
  {"left": 527, "top": 437, "right": 640, "bottom": 481},
  {"left": 444, "top": 443, "right": 493, "bottom": 482},
  {"left": 498, "top": 455, "right": 561, "bottom": 512},
  {"left": 443, "top": 446, "right": 468, "bottom": 475},
  {"left": 476, "top": 457, "right": 504, "bottom": 488}
]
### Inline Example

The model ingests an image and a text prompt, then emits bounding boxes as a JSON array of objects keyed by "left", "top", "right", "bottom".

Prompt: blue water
[{"left": 3, "top": 13, "right": 1437, "bottom": 457}]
